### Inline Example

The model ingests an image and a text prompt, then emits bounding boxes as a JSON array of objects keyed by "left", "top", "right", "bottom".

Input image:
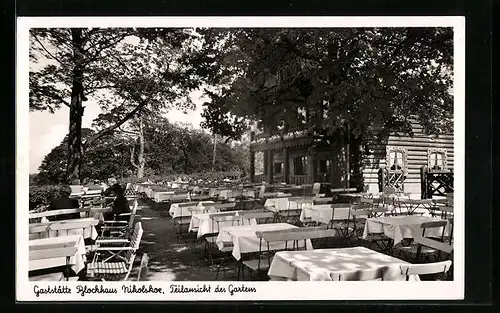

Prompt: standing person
[{"left": 49, "top": 185, "right": 81, "bottom": 221}]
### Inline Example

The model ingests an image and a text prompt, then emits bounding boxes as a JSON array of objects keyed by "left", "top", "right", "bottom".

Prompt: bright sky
[{"left": 29, "top": 90, "right": 207, "bottom": 174}]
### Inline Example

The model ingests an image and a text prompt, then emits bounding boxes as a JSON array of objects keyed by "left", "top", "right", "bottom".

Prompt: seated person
[
  {"left": 103, "top": 184, "right": 131, "bottom": 222},
  {"left": 49, "top": 185, "right": 81, "bottom": 221}
]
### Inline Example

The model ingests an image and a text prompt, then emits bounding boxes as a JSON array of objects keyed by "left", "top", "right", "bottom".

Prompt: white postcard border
[{"left": 16, "top": 16, "right": 465, "bottom": 301}]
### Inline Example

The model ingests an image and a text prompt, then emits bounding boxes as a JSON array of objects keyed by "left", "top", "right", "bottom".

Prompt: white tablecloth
[
  {"left": 29, "top": 235, "right": 87, "bottom": 274},
  {"left": 188, "top": 210, "right": 257, "bottom": 238},
  {"left": 299, "top": 205, "right": 350, "bottom": 224},
  {"left": 29, "top": 218, "right": 99, "bottom": 240},
  {"left": 268, "top": 247, "right": 420, "bottom": 281},
  {"left": 363, "top": 215, "right": 450, "bottom": 246},
  {"left": 169, "top": 201, "right": 215, "bottom": 219},
  {"left": 216, "top": 223, "right": 313, "bottom": 261}
]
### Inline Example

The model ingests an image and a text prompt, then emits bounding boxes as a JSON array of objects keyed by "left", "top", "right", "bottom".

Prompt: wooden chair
[
  {"left": 206, "top": 213, "right": 244, "bottom": 277},
  {"left": 100, "top": 200, "right": 138, "bottom": 239},
  {"left": 327, "top": 203, "right": 352, "bottom": 244},
  {"left": 279, "top": 197, "right": 309, "bottom": 225},
  {"left": 204, "top": 212, "right": 241, "bottom": 263},
  {"left": 394, "top": 220, "right": 448, "bottom": 262},
  {"left": 352, "top": 206, "right": 393, "bottom": 253},
  {"left": 238, "top": 210, "right": 274, "bottom": 224},
  {"left": 136, "top": 253, "right": 149, "bottom": 281},
  {"left": 349, "top": 203, "right": 374, "bottom": 238},
  {"left": 88, "top": 222, "right": 143, "bottom": 281},
  {"left": 359, "top": 198, "right": 386, "bottom": 217},
  {"left": 238, "top": 226, "right": 336, "bottom": 280},
  {"left": 331, "top": 267, "right": 387, "bottom": 281},
  {"left": 312, "top": 183, "right": 322, "bottom": 197},
  {"left": 399, "top": 260, "right": 453, "bottom": 281},
  {"left": 174, "top": 202, "right": 198, "bottom": 241}
]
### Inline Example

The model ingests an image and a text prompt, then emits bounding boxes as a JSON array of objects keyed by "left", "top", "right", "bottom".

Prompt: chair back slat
[
  {"left": 328, "top": 204, "right": 351, "bottom": 221},
  {"left": 214, "top": 203, "right": 237, "bottom": 209},
  {"left": 257, "top": 226, "right": 333, "bottom": 242},
  {"left": 211, "top": 214, "right": 242, "bottom": 223},
  {"left": 313, "top": 197, "right": 333, "bottom": 203},
  {"left": 350, "top": 209, "right": 372, "bottom": 218},
  {"left": 413, "top": 236, "right": 454, "bottom": 254},
  {"left": 129, "top": 222, "right": 143, "bottom": 250},
  {"left": 128, "top": 201, "right": 138, "bottom": 227},
  {"left": 351, "top": 203, "right": 373, "bottom": 210},
  {"left": 238, "top": 211, "right": 274, "bottom": 220},
  {"left": 421, "top": 220, "right": 448, "bottom": 229},
  {"left": 137, "top": 253, "right": 149, "bottom": 281},
  {"left": 208, "top": 211, "right": 238, "bottom": 219},
  {"left": 331, "top": 188, "right": 358, "bottom": 193},
  {"left": 399, "top": 260, "right": 452, "bottom": 276},
  {"left": 332, "top": 267, "right": 386, "bottom": 281}
]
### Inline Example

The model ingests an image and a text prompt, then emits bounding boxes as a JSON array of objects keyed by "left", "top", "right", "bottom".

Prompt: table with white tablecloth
[
  {"left": 29, "top": 218, "right": 99, "bottom": 240},
  {"left": 363, "top": 215, "right": 450, "bottom": 246},
  {"left": 169, "top": 201, "right": 215, "bottom": 219},
  {"left": 268, "top": 247, "right": 420, "bottom": 281},
  {"left": 188, "top": 210, "right": 258, "bottom": 238},
  {"left": 29, "top": 235, "right": 87, "bottom": 274},
  {"left": 215, "top": 223, "right": 313, "bottom": 261}
]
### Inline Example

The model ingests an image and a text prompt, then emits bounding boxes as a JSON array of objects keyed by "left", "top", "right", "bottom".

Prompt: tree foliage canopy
[
  {"left": 194, "top": 27, "right": 454, "bottom": 141},
  {"left": 29, "top": 28, "right": 207, "bottom": 182}
]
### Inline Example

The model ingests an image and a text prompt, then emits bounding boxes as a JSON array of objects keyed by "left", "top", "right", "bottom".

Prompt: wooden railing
[
  {"left": 421, "top": 166, "right": 454, "bottom": 198},
  {"left": 289, "top": 175, "right": 308, "bottom": 186},
  {"left": 378, "top": 168, "right": 406, "bottom": 193}
]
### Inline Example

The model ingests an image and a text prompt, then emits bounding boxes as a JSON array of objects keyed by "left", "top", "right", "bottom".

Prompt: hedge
[
  {"left": 118, "top": 171, "right": 246, "bottom": 186},
  {"left": 29, "top": 184, "right": 62, "bottom": 210}
]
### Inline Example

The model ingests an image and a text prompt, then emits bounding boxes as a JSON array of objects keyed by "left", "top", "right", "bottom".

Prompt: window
[
  {"left": 427, "top": 148, "right": 447, "bottom": 171},
  {"left": 389, "top": 151, "right": 404, "bottom": 170},
  {"left": 429, "top": 153, "right": 443, "bottom": 170},
  {"left": 319, "top": 160, "right": 331, "bottom": 173},
  {"left": 274, "top": 162, "right": 283, "bottom": 174},
  {"left": 293, "top": 156, "right": 307, "bottom": 175},
  {"left": 386, "top": 146, "right": 408, "bottom": 172}
]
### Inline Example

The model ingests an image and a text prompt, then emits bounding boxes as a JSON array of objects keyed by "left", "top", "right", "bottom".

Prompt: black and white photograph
[{"left": 16, "top": 17, "right": 465, "bottom": 301}]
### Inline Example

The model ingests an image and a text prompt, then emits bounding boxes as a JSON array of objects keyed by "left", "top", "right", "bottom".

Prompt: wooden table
[{"left": 29, "top": 235, "right": 86, "bottom": 275}]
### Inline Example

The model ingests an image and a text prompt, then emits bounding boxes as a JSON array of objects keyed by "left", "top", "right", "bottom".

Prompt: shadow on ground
[{"left": 132, "top": 199, "right": 373, "bottom": 282}]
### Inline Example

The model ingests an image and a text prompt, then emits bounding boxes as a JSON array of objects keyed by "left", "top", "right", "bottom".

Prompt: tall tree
[
  {"left": 30, "top": 28, "right": 202, "bottom": 183},
  {"left": 195, "top": 27, "right": 453, "bottom": 187},
  {"left": 36, "top": 128, "right": 134, "bottom": 184}
]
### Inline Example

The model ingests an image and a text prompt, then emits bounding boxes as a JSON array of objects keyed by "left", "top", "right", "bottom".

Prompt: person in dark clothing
[
  {"left": 49, "top": 185, "right": 81, "bottom": 221},
  {"left": 103, "top": 183, "right": 131, "bottom": 222}
]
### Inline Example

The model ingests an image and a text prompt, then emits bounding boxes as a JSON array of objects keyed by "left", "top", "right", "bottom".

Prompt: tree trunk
[
  {"left": 212, "top": 133, "right": 217, "bottom": 172},
  {"left": 66, "top": 28, "right": 85, "bottom": 184},
  {"left": 349, "top": 134, "right": 364, "bottom": 191},
  {"left": 137, "top": 115, "right": 145, "bottom": 179}
]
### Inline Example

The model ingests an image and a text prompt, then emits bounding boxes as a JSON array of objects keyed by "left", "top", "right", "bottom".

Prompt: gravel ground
[{"left": 132, "top": 198, "right": 376, "bottom": 282}]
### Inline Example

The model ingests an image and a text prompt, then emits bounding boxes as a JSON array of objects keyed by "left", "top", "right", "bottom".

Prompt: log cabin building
[
  {"left": 247, "top": 60, "right": 454, "bottom": 198},
  {"left": 248, "top": 118, "right": 454, "bottom": 198}
]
